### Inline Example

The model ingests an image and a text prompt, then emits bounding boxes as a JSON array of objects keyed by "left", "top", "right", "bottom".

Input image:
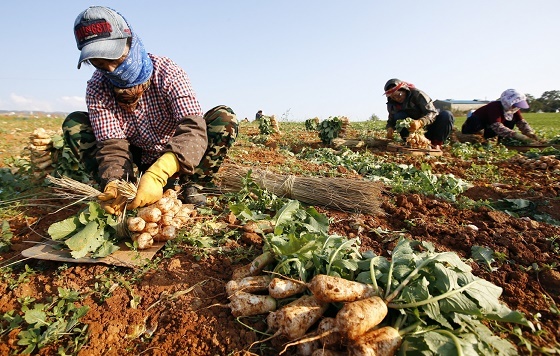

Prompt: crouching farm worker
[
  {"left": 384, "top": 78, "right": 455, "bottom": 150},
  {"left": 461, "top": 89, "right": 542, "bottom": 145},
  {"left": 64, "top": 6, "right": 238, "bottom": 214}
]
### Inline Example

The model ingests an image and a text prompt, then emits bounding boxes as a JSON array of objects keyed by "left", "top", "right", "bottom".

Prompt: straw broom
[{"left": 216, "top": 163, "right": 385, "bottom": 215}]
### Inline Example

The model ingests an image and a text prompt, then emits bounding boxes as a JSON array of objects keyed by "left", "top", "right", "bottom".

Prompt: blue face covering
[{"left": 100, "top": 33, "right": 153, "bottom": 88}]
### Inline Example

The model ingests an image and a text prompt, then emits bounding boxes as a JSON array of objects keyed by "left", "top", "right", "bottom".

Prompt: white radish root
[
  {"left": 308, "top": 274, "right": 377, "bottom": 303},
  {"left": 267, "top": 295, "right": 328, "bottom": 340},
  {"left": 157, "top": 225, "right": 177, "bottom": 241},
  {"left": 296, "top": 339, "right": 321, "bottom": 356},
  {"left": 137, "top": 206, "right": 162, "bottom": 223},
  {"left": 228, "top": 291, "right": 276, "bottom": 317},
  {"left": 335, "top": 296, "right": 388, "bottom": 341},
  {"left": 127, "top": 216, "right": 146, "bottom": 232},
  {"left": 316, "top": 317, "right": 341, "bottom": 348},
  {"left": 268, "top": 277, "right": 308, "bottom": 299},
  {"left": 347, "top": 326, "right": 402, "bottom": 356},
  {"left": 162, "top": 188, "right": 178, "bottom": 199},
  {"left": 156, "top": 197, "right": 175, "bottom": 214},
  {"left": 226, "top": 275, "right": 272, "bottom": 297},
  {"left": 143, "top": 222, "right": 160, "bottom": 236},
  {"left": 132, "top": 232, "right": 154, "bottom": 250},
  {"left": 161, "top": 213, "right": 175, "bottom": 226},
  {"left": 231, "top": 251, "right": 275, "bottom": 280},
  {"left": 281, "top": 296, "right": 388, "bottom": 353}
]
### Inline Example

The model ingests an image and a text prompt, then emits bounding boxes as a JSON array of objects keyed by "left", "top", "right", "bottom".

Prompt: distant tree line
[{"left": 526, "top": 90, "right": 560, "bottom": 112}]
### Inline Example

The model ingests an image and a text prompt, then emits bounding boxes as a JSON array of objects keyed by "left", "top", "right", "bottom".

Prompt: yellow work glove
[
  {"left": 128, "top": 152, "right": 180, "bottom": 210},
  {"left": 409, "top": 119, "right": 423, "bottom": 132},
  {"left": 97, "top": 181, "right": 128, "bottom": 215},
  {"left": 386, "top": 127, "right": 395, "bottom": 140}
]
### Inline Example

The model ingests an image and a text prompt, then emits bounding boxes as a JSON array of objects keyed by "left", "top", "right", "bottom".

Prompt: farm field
[{"left": 0, "top": 114, "right": 559, "bottom": 355}]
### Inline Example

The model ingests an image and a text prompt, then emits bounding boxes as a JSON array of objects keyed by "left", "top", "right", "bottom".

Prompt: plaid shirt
[{"left": 85, "top": 54, "right": 204, "bottom": 164}]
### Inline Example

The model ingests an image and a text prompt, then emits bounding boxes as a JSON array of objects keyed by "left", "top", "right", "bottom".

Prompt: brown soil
[{"left": 1, "top": 124, "right": 559, "bottom": 355}]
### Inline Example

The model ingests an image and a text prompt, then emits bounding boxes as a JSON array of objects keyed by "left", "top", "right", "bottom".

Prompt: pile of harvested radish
[
  {"left": 509, "top": 154, "right": 560, "bottom": 171},
  {"left": 27, "top": 127, "right": 58, "bottom": 178},
  {"left": 225, "top": 255, "right": 402, "bottom": 356},
  {"left": 126, "top": 189, "right": 196, "bottom": 249},
  {"left": 405, "top": 131, "right": 431, "bottom": 149}
]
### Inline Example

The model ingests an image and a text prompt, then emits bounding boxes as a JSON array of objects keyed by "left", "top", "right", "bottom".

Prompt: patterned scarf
[
  {"left": 100, "top": 34, "right": 153, "bottom": 89},
  {"left": 500, "top": 89, "right": 525, "bottom": 121},
  {"left": 384, "top": 81, "right": 416, "bottom": 96},
  {"left": 96, "top": 16, "right": 153, "bottom": 112}
]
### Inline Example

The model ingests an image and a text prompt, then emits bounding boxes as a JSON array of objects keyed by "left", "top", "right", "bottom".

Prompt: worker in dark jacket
[
  {"left": 461, "top": 89, "right": 542, "bottom": 144},
  {"left": 384, "top": 78, "right": 454, "bottom": 149}
]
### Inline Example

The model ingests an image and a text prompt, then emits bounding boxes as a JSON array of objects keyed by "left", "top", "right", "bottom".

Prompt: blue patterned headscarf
[{"left": 99, "top": 32, "right": 153, "bottom": 88}]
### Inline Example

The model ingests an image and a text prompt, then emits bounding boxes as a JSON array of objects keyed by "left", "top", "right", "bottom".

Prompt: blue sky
[{"left": 1, "top": 1, "right": 558, "bottom": 122}]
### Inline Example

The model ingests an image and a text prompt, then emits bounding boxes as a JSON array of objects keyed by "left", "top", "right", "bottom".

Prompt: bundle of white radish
[
  {"left": 269, "top": 114, "right": 281, "bottom": 134},
  {"left": 510, "top": 154, "right": 560, "bottom": 171},
  {"left": 126, "top": 188, "right": 196, "bottom": 249},
  {"left": 406, "top": 131, "right": 431, "bottom": 149},
  {"left": 224, "top": 256, "right": 398, "bottom": 355},
  {"left": 338, "top": 116, "right": 350, "bottom": 138},
  {"left": 281, "top": 296, "right": 390, "bottom": 354}
]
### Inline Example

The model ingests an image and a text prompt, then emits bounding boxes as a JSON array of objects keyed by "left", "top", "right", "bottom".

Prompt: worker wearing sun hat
[
  {"left": 461, "top": 89, "right": 542, "bottom": 144},
  {"left": 383, "top": 78, "right": 455, "bottom": 150},
  {"left": 62, "top": 6, "right": 238, "bottom": 214}
]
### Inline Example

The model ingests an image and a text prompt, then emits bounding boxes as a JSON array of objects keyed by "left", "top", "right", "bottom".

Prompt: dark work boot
[{"left": 181, "top": 184, "right": 207, "bottom": 207}]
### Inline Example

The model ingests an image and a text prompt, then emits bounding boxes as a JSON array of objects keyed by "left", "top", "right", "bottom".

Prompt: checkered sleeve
[{"left": 85, "top": 73, "right": 127, "bottom": 141}]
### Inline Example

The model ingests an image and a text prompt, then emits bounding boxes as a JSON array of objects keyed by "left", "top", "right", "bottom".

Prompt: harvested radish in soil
[
  {"left": 231, "top": 251, "right": 275, "bottom": 280},
  {"left": 126, "top": 216, "right": 146, "bottom": 232},
  {"left": 267, "top": 295, "right": 328, "bottom": 340},
  {"left": 347, "top": 326, "right": 402, "bottom": 356},
  {"left": 228, "top": 291, "right": 276, "bottom": 317},
  {"left": 281, "top": 296, "right": 388, "bottom": 353},
  {"left": 308, "top": 274, "right": 377, "bottom": 303},
  {"left": 316, "top": 317, "right": 342, "bottom": 348},
  {"left": 335, "top": 296, "right": 388, "bottom": 341},
  {"left": 225, "top": 275, "right": 272, "bottom": 296},
  {"left": 137, "top": 206, "right": 162, "bottom": 223},
  {"left": 125, "top": 189, "right": 193, "bottom": 249},
  {"left": 132, "top": 232, "right": 154, "bottom": 250},
  {"left": 268, "top": 277, "right": 308, "bottom": 298}
]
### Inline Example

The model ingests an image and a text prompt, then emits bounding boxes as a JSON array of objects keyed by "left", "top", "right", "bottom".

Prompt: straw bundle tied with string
[
  {"left": 46, "top": 175, "right": 138, "bottom": 236},
  {"left": 215, "top": 163, "right": 385, "bottom": 215},
  {"left": 46, "top": 175, "right": 137, "bottom": 202}
]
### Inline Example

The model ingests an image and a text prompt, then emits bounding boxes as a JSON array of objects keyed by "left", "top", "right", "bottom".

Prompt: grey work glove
[
  {"left": 512, "top": 132, "right": 537, "bottom": 144},
  {"left": 526, "top": 133, "right": 545, "bottom": 143}
]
